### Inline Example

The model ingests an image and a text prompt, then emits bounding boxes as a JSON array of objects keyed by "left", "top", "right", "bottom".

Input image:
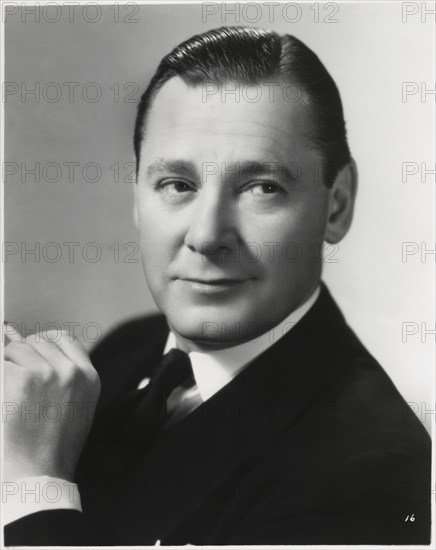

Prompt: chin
[{"left": 165, "top": 305, "right": 275, "bottom": 348}]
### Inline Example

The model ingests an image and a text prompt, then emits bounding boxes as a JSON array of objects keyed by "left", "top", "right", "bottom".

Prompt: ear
[{"left": 325, "top": 158, "right": 358, "bottom": 244}]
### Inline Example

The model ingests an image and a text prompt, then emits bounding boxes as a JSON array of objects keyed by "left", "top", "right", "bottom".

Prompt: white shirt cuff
[{"left": 1, "top": 475, "right": 82, "bottom": 527}]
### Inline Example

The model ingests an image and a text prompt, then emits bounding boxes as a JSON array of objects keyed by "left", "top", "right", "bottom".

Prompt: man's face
[{"left": 135, "top": 78, "right": 331, "bottom": 349}]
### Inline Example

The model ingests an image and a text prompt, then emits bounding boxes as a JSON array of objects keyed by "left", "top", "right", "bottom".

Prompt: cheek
[
  {"left": 136, "top": 206, "right": 166, "bottom": 275},
  {"left": 246, "top": 208, "right": 318, "bottom": 250},
  {"left": 250, "top": 207, "right": 326, "bottom": 278},
  {"left": 138, "top": 217, "right": 159, "bottom": 261},
  {"left": 136, "top": 199, "right": 184, "bottom": 288},
  {"left": 278, "top": 195, "right": 328, "bottom": 243}
]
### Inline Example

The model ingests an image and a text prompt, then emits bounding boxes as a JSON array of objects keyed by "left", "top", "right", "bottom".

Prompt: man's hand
[{"left": 3, "top": 325, "right": 101, "bottom": 482}]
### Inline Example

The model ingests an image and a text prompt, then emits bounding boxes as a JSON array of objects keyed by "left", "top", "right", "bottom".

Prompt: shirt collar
[{"left": 164, "top": 285, "right": 320, "bottom": 402}]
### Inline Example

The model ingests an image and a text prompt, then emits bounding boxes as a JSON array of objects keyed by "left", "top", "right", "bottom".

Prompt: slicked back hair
[{"left": 134, "top": 26, "right": 351, "bottom": 187}]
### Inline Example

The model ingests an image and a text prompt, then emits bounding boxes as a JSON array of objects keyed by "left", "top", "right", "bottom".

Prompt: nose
[{"left": 184, "top": 186, "right": 239, "bottom": 256}]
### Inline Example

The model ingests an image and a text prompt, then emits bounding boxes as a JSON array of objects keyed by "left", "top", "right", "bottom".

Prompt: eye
[
  {"left": 158, "top": 179, "right": 194, "bottom": 194},
  {"left": 246, "top": 181, "right": 283, "bottom": 196},
  {"left": 153, "top": 178, "right": 197, "bottom": 205}
]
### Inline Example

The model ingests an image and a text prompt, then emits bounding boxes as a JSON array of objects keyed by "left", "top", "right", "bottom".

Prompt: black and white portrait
[{"left": 1, "top": 1, "right": 434, "bottom": 546}]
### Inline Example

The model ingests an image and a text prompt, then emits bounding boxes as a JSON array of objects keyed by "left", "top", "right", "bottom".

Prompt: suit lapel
[
  {"left": 113, "top": 284, "right": 349, "bottom": 543},
  {"left": 92, "top": 316, "right": 169, "bottom": 415}
]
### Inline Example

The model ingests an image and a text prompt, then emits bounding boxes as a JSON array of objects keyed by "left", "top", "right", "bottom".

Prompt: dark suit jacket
[{"left": 4, "top": 283, "right": 432, "bottom": 545}]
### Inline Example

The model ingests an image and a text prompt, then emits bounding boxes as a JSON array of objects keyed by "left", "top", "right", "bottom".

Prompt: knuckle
[
  {"left": 58, "top": 362, "right": 82, "bottom": 384},
  {"left": 38, "top": 364, "right": 56, "bottom": 383},
  {"left": 90, "top": 368, "right": 101, "bottom": 385},
  {"left": 63, "top": 361, "right": 86, "bottom": 379},
  {"left": 13, "top": 364, "right": 53, "bottom": 386},
  {"left": 62, "top": 359, "right": 77, "bottom": 372},
  {"left": 85, "top": 367, "right": 101, "bottom": 389},
  {"left": 83, "top": 361, "right": 97, "bottom": 377},
  {"left": 59, "top": 368, "right": 78, "bottom": 385}
]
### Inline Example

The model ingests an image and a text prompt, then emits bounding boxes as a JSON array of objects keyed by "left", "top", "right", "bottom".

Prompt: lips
[
  {"left": 181, "top": 278, "right": 246, "bottom": 285},
  {"left": 175, "top": 277, "right": 251, "bottom": 294}
]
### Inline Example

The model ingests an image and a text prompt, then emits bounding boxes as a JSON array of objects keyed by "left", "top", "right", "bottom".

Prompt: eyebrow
[
  {"left": 237, "top": 161, "right": 299, "bottom": 183},
  {"left": 144, "top": 158, "right": 300, "bottom": 184},
  {"left": 145, "top": 159, "right": 198, "bottom": 180}
]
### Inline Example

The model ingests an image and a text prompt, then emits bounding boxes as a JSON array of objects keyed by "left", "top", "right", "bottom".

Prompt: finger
[
  {"left": 4, "top": 341, "right": 50, "bottom": 371},
  {"left": 3, "top": 323, "right": 23, "bottom": 343},
  {"left": 45, "top": 330, "right": 94, "bottom": 371},
  {"left": 23, "top": 332, "right": 78, "bottom": 371}
]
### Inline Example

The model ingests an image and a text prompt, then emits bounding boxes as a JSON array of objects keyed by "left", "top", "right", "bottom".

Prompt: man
[{"left": 3, "top": 26, "right": 431, "bottom": 545}]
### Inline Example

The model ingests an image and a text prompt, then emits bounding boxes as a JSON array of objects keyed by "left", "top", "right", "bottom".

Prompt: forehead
[{"left": 140, "top": 77, "right": 317, "bottom": 168}]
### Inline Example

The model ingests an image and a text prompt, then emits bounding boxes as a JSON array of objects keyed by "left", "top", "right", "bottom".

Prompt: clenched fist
[{"left": 3, "top": 325, "right": 101, "bottom": 482}]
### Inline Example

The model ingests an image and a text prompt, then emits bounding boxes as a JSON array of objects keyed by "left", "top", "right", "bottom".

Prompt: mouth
[
  {"left": 177, "top": 277, "right": 250, "bottom": 293},
  {"left": 182, "top": 278, "right": 246, "bottom": 285}
]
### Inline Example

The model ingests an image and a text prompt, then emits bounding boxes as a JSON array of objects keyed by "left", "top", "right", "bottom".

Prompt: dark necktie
[
  {"left": 91, "top": 348, "right": 193, "bottom": 456},
  {"left": 127, "top": 348, "right": 194, "bottom": 448}
]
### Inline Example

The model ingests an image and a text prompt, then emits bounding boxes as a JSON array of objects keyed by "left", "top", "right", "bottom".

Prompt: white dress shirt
[{"left": 2, "top": 286, "right": 320, "bottom": 527}]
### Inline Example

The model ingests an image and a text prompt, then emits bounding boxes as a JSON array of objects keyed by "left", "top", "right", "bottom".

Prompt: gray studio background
[{"left": 4, "top": 2, "right": 434, "bottom": 432}]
